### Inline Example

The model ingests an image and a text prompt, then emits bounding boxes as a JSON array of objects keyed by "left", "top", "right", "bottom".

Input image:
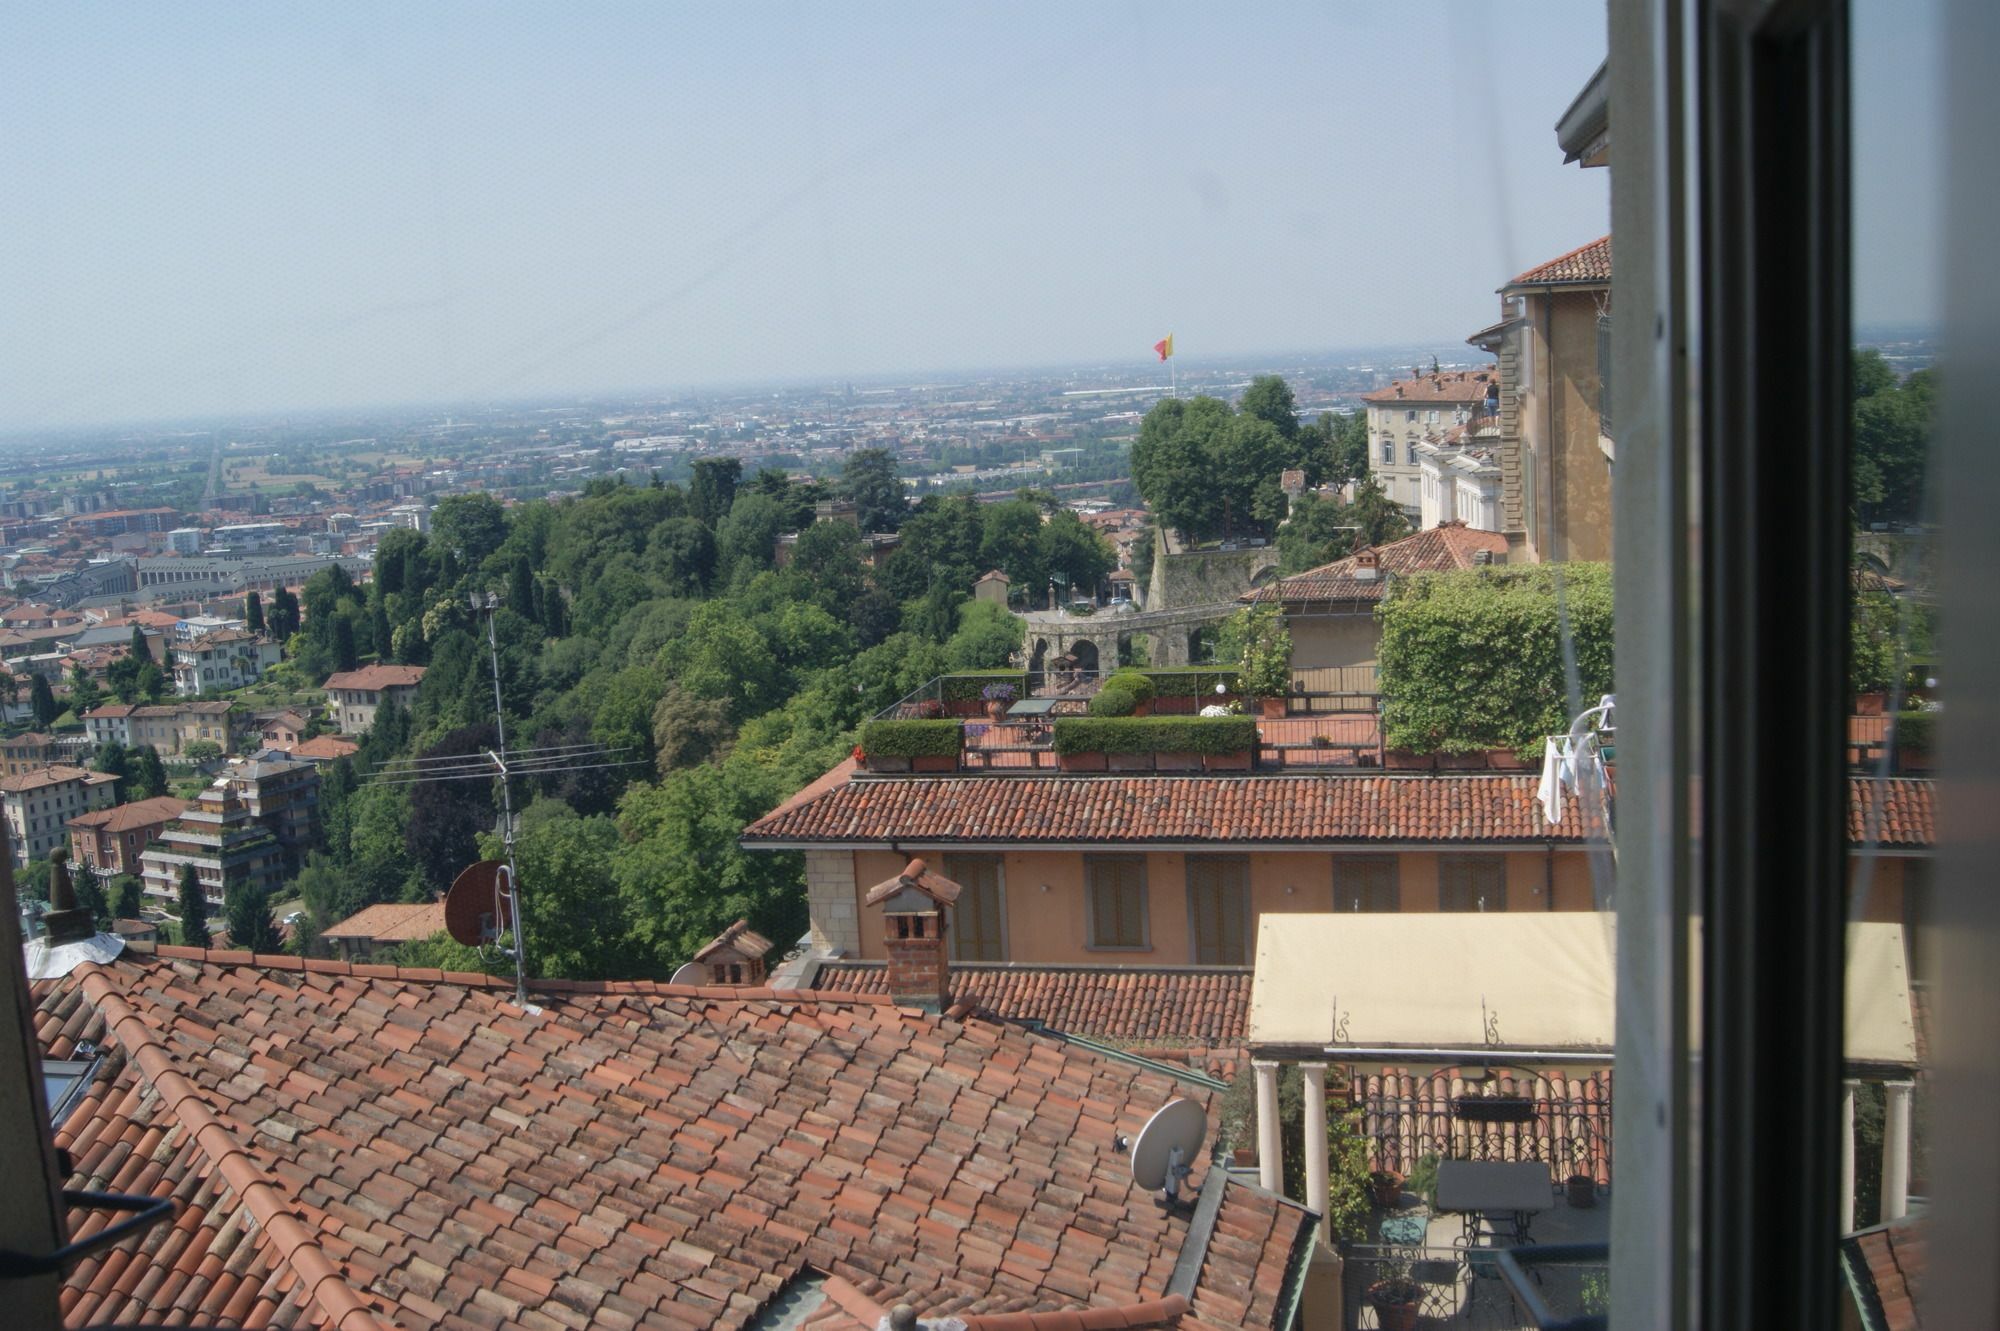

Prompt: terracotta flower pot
[
  {"left": 1201, "top": 751, "right": 1252, "bottom": 772},
  {"left": 1058, "top": 751, "right": 1107, "bottom": 772},
  {"left": 1566, "top": 1174, "right": 1597, "bottom": 1208},
  {"left": 1366, "top": 1281, "right": 1421, "bottom": 1331},
  {"left": 1259, "top": 697, "right": 1287, "bottom": 719},
  {"left": 1383, "top": 749, "right": 1435, "bottom": 771},
  {"left": 1369, "top": 1170, "right": 1404, "bottom": 1207}
]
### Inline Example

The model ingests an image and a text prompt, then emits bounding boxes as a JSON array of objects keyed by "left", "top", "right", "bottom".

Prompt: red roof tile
[
  {"left": 65, "top": 795, "right": 189, "bottom": 834},
  {"left": 1243, "top": 520, "right": 1509, "bottom": 606},
  {"left": 39, "top": 950, "right": 1311, "bottom": 1329},
  {"left": 1361, "top": 368, "right": 1497, "bottom": 405},
  {"left": 814, "top": 962, "right": 1251, "bottom": 1047},
  {"left": 1842, "top": 1214, "right": 1926, "bottom": 1331},
  {"left": 745, "top": 772, "right": 1930, "bottom": 850},
  {"left": 1507, "top": 235, "right": 1612, "bottom": 287},
  {"left": 322, "top": 664, "right": 426, "bottom": 692}
]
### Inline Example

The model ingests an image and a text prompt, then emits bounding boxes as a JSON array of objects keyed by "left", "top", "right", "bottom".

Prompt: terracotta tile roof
[
  {"left": 1507, "top": 235, "right": 1612, "bottom": 288},
  {"left": 322, "top": 664, "right": 426, "bottom": 692},
  {"left": 282, "top": 734, "right": 362, "bottom": 761},
  {"left": 316, "top": 900, "right": 446, "bottom": 942},
  {"left": 39, "top": 949, "right": 1312, "bottom": 1330},
  {"left": 1361, "top": 368, "right": 1498, "bottom": 405},
  {"left": 65, "top": 794, "right": 189, "bottom": 833},
  {"left": 0, "top": 765, "right": 118, "bottom": 794},
  {"left": 813, "top": 962, "right": 1251, "bottom": 1047},
  {"left": 744, "top": 771, "right": 1931, "bottom": 850},
  {"left": 1243, "top": 520, "right": 1509, "bottom": 606},
  {"left": 1842, "top": 1214, "right": 1926, "bottom": 1331},
  {"left": 692, "top": 917, "right": 775, "bottom": 963}
]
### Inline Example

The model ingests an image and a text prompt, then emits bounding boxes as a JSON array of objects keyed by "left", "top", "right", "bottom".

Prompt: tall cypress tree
[
  {"left": 29, "top": 672, "right": 56, "bottom": 726},
  {"left": 128, "top": 624, "right": 151, "bottom": 662},
  {"left": 245, "top": 590, "right": 265, "bottom": 634},
  {"left": 509, "top": 556, "right": 537, "bottom": 626},
  {"left": 178, "top": 863, "right": 211, "bottom": 948},
  {"left": 225, "top": 878, "right": 279, "bottom": 953}
]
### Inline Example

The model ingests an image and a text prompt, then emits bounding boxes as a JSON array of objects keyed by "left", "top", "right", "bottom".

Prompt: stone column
[
  {"left": 1839, "top": 1079, "right": 1859, "bottom": 1234},
  {"left": 1882, "top": 1079, "right": 1915, "bottom": 1221},
  {"left": 1301, "top": 1062, "right": 1330, "bottom": 1230},
  {"left": 1254, "top": 1059, "right": 1284, "bottom": 1195}
]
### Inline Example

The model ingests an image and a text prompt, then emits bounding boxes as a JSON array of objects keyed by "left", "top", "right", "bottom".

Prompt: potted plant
[
  {"left": 1366, "top": 1265, "right": 1422, "bottom": 1331},
  {"left": 981, "top": 681, "right": 1017, "bottom": 723},
  {"left": 1235, "top": 606, "right": 1293, "bottom": 720},
  {"left": 1566, "top": 1172, "right": 1597, "bottom": 1208},
  {"left": 917, "top": 698, "right": 947, "bottom": 719},
  {"left": 1368, "top": 1169, "right": 1403, "bottom": 1208}
]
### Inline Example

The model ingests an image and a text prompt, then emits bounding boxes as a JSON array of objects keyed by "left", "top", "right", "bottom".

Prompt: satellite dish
[
  {"left": 445, "top": 859, "right": 513, "bottom": 947},
  {"left": 1130, "top": 1098, "right": 1207, "bottom": 1204},
  {"left": 669, "top": 962, "right": 705, "bottom": 986}
]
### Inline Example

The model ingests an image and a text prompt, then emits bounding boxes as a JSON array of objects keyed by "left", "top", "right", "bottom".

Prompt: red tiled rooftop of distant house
[
  {"left": 1841, "top": 1214, "right": 1926, "bottom": 1331},
  {"left": 742, "top": 771, "right": 1931, "bottom": 849},
  {"left": 0, "top": 766, "right": 117, "bottom": 795},
  {"left": 323, "top": 664, "right": 426, "bottom": 691},
  {"left": 1242, "top": 520, "right": 1510, "bottom": 607},
  {"left": 316, "top": 900, "right": 448, "bottom": 944},
  {"left": 812, "top": 960, "right": 1251, "bottom": 1048},
  {"left": 1506, "top": 234, "right": 1613, "bottom": 288},
  {"left": 1361, "top": 367, "right": 1498, "bottom": 405},
  {"left": 282, "top": 734, "right": 362, "bottom": 761},
  {"left": 36, "top": 949, "right": 1313, "bottom": 1330},
  {"left": 65, "top": 795, "right": 188, "bottom": 834}
]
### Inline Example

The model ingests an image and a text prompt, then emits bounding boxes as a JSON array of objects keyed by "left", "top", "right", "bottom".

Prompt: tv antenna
[
  {"left": 363, "top": 589, "right": 643, "bottom": 1007},
  {"left": 1129, "top": 1098, "right": 1207, "bottom": 1207}
]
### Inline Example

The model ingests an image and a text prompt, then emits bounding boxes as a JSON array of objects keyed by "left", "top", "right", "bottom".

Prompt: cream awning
[{"left": 1248, "top": 913, "right": 1917, "bottom": 1069}]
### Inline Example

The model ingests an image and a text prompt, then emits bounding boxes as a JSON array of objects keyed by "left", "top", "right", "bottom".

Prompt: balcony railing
[{"left": 1343, "top": 1243, "right": 1608, "bottom": 1330}]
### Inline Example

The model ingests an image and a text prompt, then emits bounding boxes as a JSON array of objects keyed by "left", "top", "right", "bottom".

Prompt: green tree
[
  {"left": 1131, "top": 395, "right": 1230, "bottom": 542},
  {"left": 715, "top": 490, "right": 788, "bottom": 582},
  {"left": 268, "top": 586, "right": 301, "bottom": 641},
  {"left": 645, "top": 516, "right": 718, "bottom": 596},
  {"left": 689, "top": 457, "right": 743, "bottom": 527},
  {"left": 128, "top": 624, "right": 152, "bottom": 663},
  {"left": 661, "top": 603, "right": 780, "bottom": 721},
  {"left": 224, "top": 878, "right": 281, "bottom": 954},
  {"left": 943, "top": 599, "right": 1025, "bottom": 670},
  {"left": 127, "top": 746, "right": 168, "bottom": 799},
  {"left": 245, "top": 589, "right": 265, "bottom": 634},
  {"left": 508, "top": 555, "right": 538, "bottom": 627},
  {"left": 72, "top": 865, "right": 110, "bottom": 928},
  {"left": 111, "top": 874, "right": 142, "bottom": 920},
  {"left": 183, "top": 739, "right": 222, "bottom": 765},
  {"left": 1037, "top": 510, "right": 1116, "bottom": 601},
  {"left": 177, "top": 863, "right": 211, "bottom": 949},
  {"left": 1852, "top": 358, "right": 1934, "bottom": 527},
  {"left": 485, "top": 805, "right": 638, "bottom": 979},
  {"left": 430, "top": 492, "right": 509, "bottom": 566},
  {"left": 840, "top": 448, "right": 908, "bottom": 532},
  {"left": 651, "top": 683, "right": 736, "bottom": 775},
  {"left": 979, "top": 499, "right": 1048, "bottom": 598},
  {"left": 29, "top": 673, "right": 56, "bottom": 727},
  {"left": 94, "top": 740, "right": 130, "bottom": 785},
  {"left": 330, "top": 613, "right": 359, "bottom": 672},
  {"left": 1238, "top": 374, "right": 1300, "bottom": 442},
  {"left": 786, "top": 520, "right": 870, "bottom": 618}
]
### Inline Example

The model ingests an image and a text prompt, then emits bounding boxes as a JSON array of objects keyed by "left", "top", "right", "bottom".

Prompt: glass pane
[
  {"left": 1438, "top": 854, "right": 1505, "bottom": 912},
  {"left": 1187, "top": 855, "right": 1248, "bottom": 964},
  {"left": 1332, "top": 855, "right": 1399, "bottom": 912},
  {"left": 944, "top": 854, "right": 1004, "bottom": 962}
]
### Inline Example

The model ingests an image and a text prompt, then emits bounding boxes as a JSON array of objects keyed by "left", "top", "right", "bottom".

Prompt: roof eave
[{"left": 1556, "top": 60, "right": 1610, "bottom": 166}]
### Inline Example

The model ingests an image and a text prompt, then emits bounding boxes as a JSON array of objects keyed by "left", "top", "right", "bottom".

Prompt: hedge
[
  {"left": 1051, "top": 716, "right": 1259, "bottom": 756},
  {"left": 941, "top": 671, "right": 1029, "bottom": 703},
  {"left": 1105, "top": 670, "right": 1157, "bottom": 705},
  {"left": 1893, "top": 709, "right": 1935, "bottom": 751},
  {"left": 1144, "top": 667, "right": 1241, "bottom": 698},
  {"left": 1377, "top": 563, "right": 1613, "bottom": 756},
  {"left": 857, "top": 719, "right": 964, "bottom": 758},
  {"left": 1089, "top": 683, "right": 1140, "bottom": 717}
]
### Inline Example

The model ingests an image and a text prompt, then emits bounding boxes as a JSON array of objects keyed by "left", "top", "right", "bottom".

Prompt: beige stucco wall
[
  {"left": 1285, "top": 613, "right": 1380, "bottom": 673},
  {"left": 835, "top": 846, "right": 1599, "bottom": 965},
  {"left": 1516, "top": 288, "right": 1614, "bottom": 564}
]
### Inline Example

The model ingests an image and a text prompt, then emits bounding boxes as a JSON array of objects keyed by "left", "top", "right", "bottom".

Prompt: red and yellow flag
[{"left": 1153, "top": 333, "right": 1174, "bottom": 362}]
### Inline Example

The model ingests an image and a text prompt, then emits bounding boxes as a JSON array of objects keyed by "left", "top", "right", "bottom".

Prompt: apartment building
[
  {"left": 0, "top": 732, "right": 58, "bottom": 777},
  {"left": 323, "top": 663, "right": 425, "bottom": 733},
  {"left": 170, "top": 628, "right": 282, "bottom": 696},
  {"left": 138, "top": 781, "right": 286, "bottom": 906},
  {"left": 223, "top": 750, "right": 321, "bottom": 859},
  {"left": 1473, "top": 234, "right": 1615, "bottom": 563},
  {"left": 0, "top": 765, "right": 119, "bottom": 866},
  {"left": 1361, "top": 367, "right": 1499, "bottom": 516},
  {"left": 83, "top": 700, "right": 235, "bottom": 757},
  {"left": 67, "top": 795, "right": 188, "bottom": 879}
]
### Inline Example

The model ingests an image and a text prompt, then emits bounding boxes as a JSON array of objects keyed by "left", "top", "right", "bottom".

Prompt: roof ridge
[
  {"left": 1506, "top": 233, "right": 1612, "bottom": 287},
  {"left": 137, "top": 942, "right": 904, "bottom": 1004},
  {"left": 76, "top": 968, "right": 394, "bottom": 1331},
  {"left": 959, "top": 1294, "right": 1192, "bottom": 1329}
]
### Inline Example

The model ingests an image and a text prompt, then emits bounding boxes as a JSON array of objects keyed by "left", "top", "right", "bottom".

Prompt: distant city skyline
[{"left": 2, "top": 3, "right": 1937, "bottom": 430}]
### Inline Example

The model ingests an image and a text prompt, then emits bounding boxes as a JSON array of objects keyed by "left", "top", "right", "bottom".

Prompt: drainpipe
[{"left": 1545, "top": 842, "right": 1557, "bottom": 910}]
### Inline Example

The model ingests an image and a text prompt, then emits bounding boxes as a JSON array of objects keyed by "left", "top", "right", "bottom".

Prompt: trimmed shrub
[
  {"left": 1892, "top": 709, "right": 1935, "bottom": 751},
  {"left": 1105, "top": 669, "right": 1157, "bottom": 706},
  {"left": 942, "top": 671, "right": 1029, "bottom": 704},
  {"left": 1051, "top": 716, "right": 1259, "bottom": 756},
  {"left": 1377, "top": 563, "right": 1613, "bottom": 756},
  {"left": 857, "top": 719, "right": 963, "bottom": 758},
  {"left": 1088, "top": 683, "right": 1140, "bottom": 717}
]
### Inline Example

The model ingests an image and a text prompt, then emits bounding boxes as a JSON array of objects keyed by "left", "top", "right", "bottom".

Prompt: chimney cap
[
  {"left": 41, "top": 847, "right": 96, "bottom": 947},
  {"left": 864, "top": 858, "right": 963, "bottom": 909},
  {"left": 692, "top": 918, "right": 774, "bottom": 963}
]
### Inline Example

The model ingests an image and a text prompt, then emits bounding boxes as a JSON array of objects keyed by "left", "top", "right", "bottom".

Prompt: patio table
[{"left": 1434, "top": 1160, "right": 1552, "bottom": 1246}]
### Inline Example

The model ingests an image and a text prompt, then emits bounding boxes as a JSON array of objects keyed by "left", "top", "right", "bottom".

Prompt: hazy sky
[{"left": 0, "top": 3, "right": 1938, "bottom": 429}]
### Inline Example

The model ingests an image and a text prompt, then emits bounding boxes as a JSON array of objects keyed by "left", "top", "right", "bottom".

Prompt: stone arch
[
  {"left": 1030, "top": 638, "right": 1049, "bottom": 676},
  {"left": 1071, "top": 638, "right": 1100, "bottom": 673}
]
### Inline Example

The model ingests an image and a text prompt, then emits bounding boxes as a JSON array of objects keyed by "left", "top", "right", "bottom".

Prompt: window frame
[
  {"left": 1084, "top": 854, "right": 1150, "bottom": 951},
  {"left": 1184, "top": 854, "right": 1251, "bottom": 965},
  {"left": 1438, "top": 853, "right": 1507, "bottom": 911},
  {"left": 943, "top": 852, "right": 1007, "bottom": 962},
  {"left": 1332, "top": 854, "right": 1400, "bottom": 912}
]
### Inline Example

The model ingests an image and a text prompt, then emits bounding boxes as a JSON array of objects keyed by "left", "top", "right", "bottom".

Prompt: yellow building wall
[{"left": 841, "top": 846, "right": 1597, "bottom": 964}]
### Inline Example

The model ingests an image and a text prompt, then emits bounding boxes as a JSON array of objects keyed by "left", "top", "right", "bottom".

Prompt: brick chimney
[
  {"left": 1352, "top": 549, "right": 1380, "bottom": 582},
  {"left": 863, "top": 858, "right": 962, "bottom": 1013},
  {"left": 692, "top": 919, "right": 774, "bottom": 986}
]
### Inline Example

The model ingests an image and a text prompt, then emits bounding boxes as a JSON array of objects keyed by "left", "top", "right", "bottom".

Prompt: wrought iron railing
[
  {"left": 1343, "top": 1242, "right": 1606, "bottom": 1330},
  {"left": 1350, "top": 1067, "right": 1613, "bottom": 1190}
]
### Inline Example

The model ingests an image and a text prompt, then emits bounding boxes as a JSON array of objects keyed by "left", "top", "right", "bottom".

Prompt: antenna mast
[{"left": 472, "top": 590, "right": 529, "bottom": 1009}]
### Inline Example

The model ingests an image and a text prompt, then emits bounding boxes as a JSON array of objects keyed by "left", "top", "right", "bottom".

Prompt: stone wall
[
  {"left": 805, "top": 849, "right": 860, "bottom": 954},
  {"left": 1146, "top": 534, "right": 1280, "bottom": 611}
]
